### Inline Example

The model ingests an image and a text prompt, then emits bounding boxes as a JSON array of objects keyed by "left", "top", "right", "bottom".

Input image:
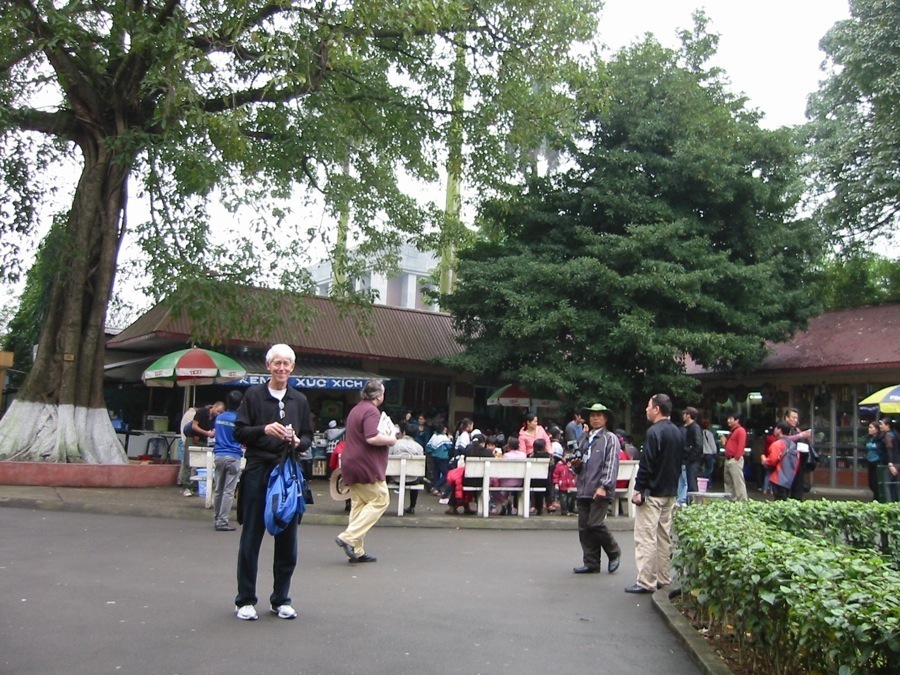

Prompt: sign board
[{"left": 227, "top": 375, "right": 367, "bottom": 390}]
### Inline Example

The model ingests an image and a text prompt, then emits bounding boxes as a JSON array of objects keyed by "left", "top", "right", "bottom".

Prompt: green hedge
[{"left": 673, "top": 500, "right": 900, "bottom": 674}]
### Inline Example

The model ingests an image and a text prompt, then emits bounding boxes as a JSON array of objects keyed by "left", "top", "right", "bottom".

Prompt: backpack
[
  {"left": 801, "top": 442, "right": 821, "bottom": 473},
  {"left": 264, "top": 456, "right": 307, "bottom": 535},
  {"left": 702, "top": 429, "right": 718, "bottom": 455}
]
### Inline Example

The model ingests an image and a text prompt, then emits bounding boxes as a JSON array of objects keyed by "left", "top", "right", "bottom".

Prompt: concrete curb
[
  {"left": 653, "top": 587, "right": 733, "bottom": 675},
  {"left": 0, "top": 486, "right": 637, "bottom": 531}
]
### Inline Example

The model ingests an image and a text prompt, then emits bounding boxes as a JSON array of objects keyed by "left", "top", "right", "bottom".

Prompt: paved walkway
[{"left": 0, "top": 476, "right": 869, "bottom": 675}]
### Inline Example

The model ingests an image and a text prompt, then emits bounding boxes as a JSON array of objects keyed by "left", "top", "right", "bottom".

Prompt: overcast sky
[{"left": 595, "top": 0, "right": 850, "bottom": 128}]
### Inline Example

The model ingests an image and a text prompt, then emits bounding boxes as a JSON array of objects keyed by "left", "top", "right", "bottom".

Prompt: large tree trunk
[{"left": 0, "top": 141, "right": 130, "bottom": 463}]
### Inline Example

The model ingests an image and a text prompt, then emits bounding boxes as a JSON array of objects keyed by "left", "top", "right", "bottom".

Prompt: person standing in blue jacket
[{"left": 212, "top": 390, "right": 244, "bottom": 532}]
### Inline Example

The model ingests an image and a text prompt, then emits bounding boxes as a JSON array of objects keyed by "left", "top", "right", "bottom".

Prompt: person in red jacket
[
  {"left": 762, "top": 421, "right": 812, "bottom": 500},
  {"left": 723, "top": 412, "right": 748, "bottom": 501},
  {"left": 553, "top": 454, "right": 577, "bottom": 515}
]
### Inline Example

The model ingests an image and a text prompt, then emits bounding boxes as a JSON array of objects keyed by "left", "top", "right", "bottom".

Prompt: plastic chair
[{"left": 146, "top": 437, "right": 167, "bottom": 459}]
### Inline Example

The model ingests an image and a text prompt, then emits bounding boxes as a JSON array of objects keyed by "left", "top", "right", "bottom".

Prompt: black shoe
[
  {"left": 624, "top": 583, "right": 654, "bottom": 594},
  {"left": 335, "top": 537, "right": 358, "bottom": 560},
  {"left": 349, "top": 553, "right": 377, "bottom": 563},
  {"left": 404, "top": 507, "right": 415, "bottom": 515},
  {"left": 572, "top": 566, "right": 601, "bottom": 574},
  {"left": 215, "top": 524, "right": 236, "bottom": 531},
  {"left": 607, "top": 555, "right": 621, "bottom": 573}
]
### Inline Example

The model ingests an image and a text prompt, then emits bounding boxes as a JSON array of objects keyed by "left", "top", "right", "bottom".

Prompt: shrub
[{"left": 673, "top": 500, "right": 900, "bottom": 673}]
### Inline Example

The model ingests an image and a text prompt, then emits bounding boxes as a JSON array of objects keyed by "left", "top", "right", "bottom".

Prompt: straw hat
[{"left": 329, "top": 468, "right": 350, "bottom": 501}]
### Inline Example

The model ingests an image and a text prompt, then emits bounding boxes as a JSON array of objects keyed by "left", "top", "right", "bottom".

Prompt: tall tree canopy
[
  {"left": 818, "top": 249, "right": 900, "bottom": 310},
  {"left": 807, "top": 0, "right": 900, "bottom": 245},
  {"left": 0, "top": 0, "right": 600, "bottom": 462},
  {"left": 440, "top": 24, "right": 823, "bottom": 406}
]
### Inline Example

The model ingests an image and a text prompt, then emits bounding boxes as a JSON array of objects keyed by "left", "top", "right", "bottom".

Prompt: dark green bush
[{"left": 673, "top": 500, "right": 900, "bottom": 674}]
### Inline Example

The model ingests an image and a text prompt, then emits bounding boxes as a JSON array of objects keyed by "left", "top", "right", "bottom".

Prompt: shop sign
[{"left": 230, "top": 375, "right": 366, "bottom": 390}]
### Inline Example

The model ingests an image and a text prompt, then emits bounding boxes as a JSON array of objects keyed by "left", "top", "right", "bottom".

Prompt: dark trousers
[
  {"left": 685, "top": 460, "right": 703, "bottom": 494},
  {"left": 772, "top": 484, "right": 791, "bottom": 500},
  {"left": 577, "top": 497, "right": 620, "bottom": 570},
  {"left": 432, "top": 456, "right": 450, "bottom": 492},
  {"left": 235, "top": 463, "right": 299, "bottom": 608},
  {"left": 789, "top": 465, "right": 806, "bottom": 500},
  {"left": 700, "top": 454, "right": 716, "bottom": 480}
]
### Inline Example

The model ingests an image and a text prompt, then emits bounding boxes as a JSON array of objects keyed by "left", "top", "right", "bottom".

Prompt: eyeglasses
[{"left": 278, "top": 401, "right": 285, "bottom": 420}]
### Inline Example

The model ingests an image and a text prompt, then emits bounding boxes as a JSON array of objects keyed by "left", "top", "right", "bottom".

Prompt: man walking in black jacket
[
  {"left": 625, "top": 394, "right": 683, "bottom": 594},
  {"left": 233, "top": 344, "right": 313, "bottom": 621}
]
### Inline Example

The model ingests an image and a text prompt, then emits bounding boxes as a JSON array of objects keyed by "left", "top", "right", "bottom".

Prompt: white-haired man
[{"left": 233, "top": 344, "right": 313, "bottom": 621}]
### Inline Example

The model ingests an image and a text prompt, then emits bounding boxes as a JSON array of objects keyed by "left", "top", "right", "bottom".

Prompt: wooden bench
[
  {"left": 564, "top": 459, "right": 639, "bottom": 518},
  {"left": 614, "top": 460, "right": 639, "bottom": 518},
  {"left": 188, "top": 446, "right": 246, "bottom": 510},
  {"left": 686, "top": 491, "right": 732, "bottom": 505},
  {"left": 461, "top": 457, "right": 551, "bottom": 518},
  {"left": 188, "top": 446, "right": 215, "bottom": 509},
  {"left": 385, "top": 455, "right": 427, "bottom": 517}
]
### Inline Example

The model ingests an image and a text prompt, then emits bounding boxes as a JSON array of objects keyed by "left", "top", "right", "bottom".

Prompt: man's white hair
[{"left": 266, "top": 343, "right": 296, "bottom": 364}]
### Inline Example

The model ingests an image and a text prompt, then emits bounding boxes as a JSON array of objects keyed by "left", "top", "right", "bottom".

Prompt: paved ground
[
  {"left": 1, "top": 507, "right": 701, "bottom": 675},
  {"left": 0, "top": 476, "right": 868, "bottom": 674}
]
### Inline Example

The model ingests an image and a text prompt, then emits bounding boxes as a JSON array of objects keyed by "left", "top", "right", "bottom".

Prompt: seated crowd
[{"left": 378, "top": 412, "right": 637, "bottom": 517}]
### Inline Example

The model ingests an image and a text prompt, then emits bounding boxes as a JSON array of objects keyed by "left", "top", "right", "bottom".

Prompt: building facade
[
  {"left": 309, "top": 243, "right": 439, "bottom": 312},
  {"left": 689, "top": 304, "right": 900, "bottom": 490}
]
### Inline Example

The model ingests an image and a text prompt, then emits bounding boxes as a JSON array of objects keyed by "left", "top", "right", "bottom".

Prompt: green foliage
[
  {"left": 439, "top": 23, "right": 822, "bottom": 405},
  {"left": 817, "top": 249, "right": 900, "bottom": 310},
  {"left": 674, "top": 500, "right": 900, "bottom": 673},
  {"left": 0, "top": 0, "right": 602, "bottom": 334},
  {"left": 806, "top": 0, "right": 900, "bottom": 245},
  {"left": 0, "top": 215, "right": 68, "bottom": 370}
]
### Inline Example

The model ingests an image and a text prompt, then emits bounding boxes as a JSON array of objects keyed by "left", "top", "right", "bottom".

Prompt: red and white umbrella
[
  {"left": 486, "top": 383, "right": 559, "bottom": 408},
  {"left": 142, "top": 348, "right": 246, "bottom": 408},
  {"left": 142, "top": 348, "right": 246, "bottom": 387}
]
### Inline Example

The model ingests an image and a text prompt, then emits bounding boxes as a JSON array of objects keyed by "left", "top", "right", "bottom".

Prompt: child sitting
[{"left": 491, "top": 437, "right": 525, "bottom": 515}]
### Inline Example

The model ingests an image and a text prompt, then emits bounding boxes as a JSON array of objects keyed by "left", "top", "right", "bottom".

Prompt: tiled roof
[
  {"left": 688, "top": 304, "right": 900, "bottom": 376},
  {"left": 107, "top": 291, "right": 463, "bottom": 364}
]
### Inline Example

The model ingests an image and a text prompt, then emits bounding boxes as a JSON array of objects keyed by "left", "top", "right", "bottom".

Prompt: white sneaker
[
  {"left": 182, "top": 489, "right": 193, "bottom": 497},
  {"left": 270, "top": 604, "right": 297, "bottom": 619},
  {"left": 235, "top": 604, "right": 258, "bottom": 621},
  {"left": 438, "top": 498, "right": 449, "bottom": 505}
]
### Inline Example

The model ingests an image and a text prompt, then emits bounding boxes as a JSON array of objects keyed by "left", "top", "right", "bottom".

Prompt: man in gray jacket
[{"left": 570, "top": 403, "right": 621, "bottom": 575}]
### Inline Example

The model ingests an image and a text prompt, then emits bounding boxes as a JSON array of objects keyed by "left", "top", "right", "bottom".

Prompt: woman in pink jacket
[{"left": 518, "top": 413, "right": 550, "bottom": 457}]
